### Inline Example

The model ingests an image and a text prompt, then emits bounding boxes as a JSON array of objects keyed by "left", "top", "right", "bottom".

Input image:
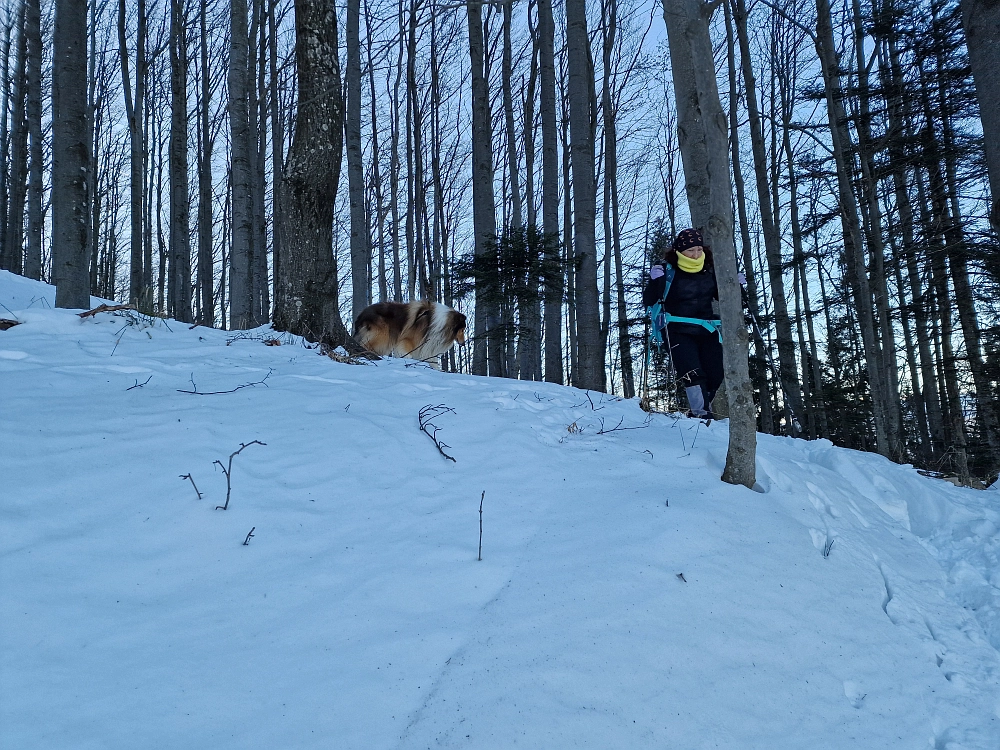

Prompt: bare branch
[
  {"left": 178, "top": 369, "right": 273, "bottom": 395},
  {"left": 214, "top": 441, "right": 267, "bottom": 510},
  {"left": 418, "top": 404, "right": 457, "bottom": 462}
]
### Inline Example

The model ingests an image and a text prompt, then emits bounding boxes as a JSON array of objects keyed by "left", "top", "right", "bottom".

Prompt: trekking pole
[{"left": 739, "top": 279, "right": 803, "bottom": 435}]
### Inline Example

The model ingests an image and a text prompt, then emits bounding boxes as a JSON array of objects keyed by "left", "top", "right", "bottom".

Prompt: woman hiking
[{"left": 643, "top": 228, "right": 724, "bottom": 419}]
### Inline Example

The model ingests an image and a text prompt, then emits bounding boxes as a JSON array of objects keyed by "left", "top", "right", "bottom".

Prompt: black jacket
[{"left": 643, "top": 263, "right": 719, "bottom": 337}]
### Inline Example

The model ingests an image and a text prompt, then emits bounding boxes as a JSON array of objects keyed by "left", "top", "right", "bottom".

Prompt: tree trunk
[
  {"left": 960, "top": 0, "right": 1000, "bottom": 231},
  {"left": 538, "top": 0, "right": 563, "bottom": 384},
  {"left": 268, "top": 0, "right": 283, "bottom": 322},
  {"left": 467, "top": 0, "right": 499, "bottom": 376},
  {"left": 229, "top": 0, "right": 255, "bottom": 329},
  {"left": 119, "top": 0, "right": 149, "bottom": 308},
  {"left": 0, "top": 15, "right": 12, "bottom": 272},
  {"left": 52, "top": 0, "right": 91, "bottom": 308},
  {"left": 3, "top": 1, "right": 27, "bottom": 276},
  {"left": 197, "top": 0, "right": 215, "bottom": 326},
  {"left": 273, "top": 0, "right": 352, "bottom": 349},
  {"left": 662, "top": 0, "right": 756, "bottom": 488},
  {"left": 814, "top": 0, "right": 893, "bottom": 458},
  {"left": 24, "top": 0, "right": 41, "bottom": 281},
  {"left": 346, "top": 0, "right": 370, "bottom": 322},
  {"left": 170, "top": 0, "right": 192, "bottom": 322},
  {"left": 732, "top": 0, "right": 803, "bottom": 432},
  {"left": 724, "top": 0, "right": 773, "bottom": 433},
  {"left": 566, "top": 0, "right": 603, "bottom": 391}
]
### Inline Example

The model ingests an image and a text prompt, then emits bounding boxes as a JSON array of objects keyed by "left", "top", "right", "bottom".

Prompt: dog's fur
[{"left": 353, "top": 301, "right": 466, "bottom": 367}]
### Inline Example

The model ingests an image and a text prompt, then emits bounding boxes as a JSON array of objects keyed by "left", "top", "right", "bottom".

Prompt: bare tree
[
  {"left": 169, "top": 0, "right": 192, "bottom": 322},
  {"left": 52, "top": 0, "right": 91, "bottom": 308},
  {"left": 661, "top": 0, "right": 756, "bottom": 487},
  {"left": 565, "top": 0, "right": 603, "bottom": 390},
  {"left": 272, "top": 0, "right": 353, "bottom": 349},
  {"left": 346, "top": 0, "right": 370, "bottom": 321},
  {"left": 229, "top": 0, "right": 255, "bottom": 329},
  {"left": 467, "top": 0, "right": 499, "bottom": 376}
]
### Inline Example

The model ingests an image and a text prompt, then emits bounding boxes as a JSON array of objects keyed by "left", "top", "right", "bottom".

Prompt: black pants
[{"left": 666, "top": 327, "right": 724, "bottom": 405}]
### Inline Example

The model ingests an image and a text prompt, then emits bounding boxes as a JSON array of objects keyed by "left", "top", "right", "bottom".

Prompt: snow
[{"left": 2, "top": 268, "right": 999, "bottom": 749}]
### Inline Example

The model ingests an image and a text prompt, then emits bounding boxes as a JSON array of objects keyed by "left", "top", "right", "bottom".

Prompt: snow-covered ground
[{"left": 2, "top": 268, "right": 999, "bottom": 749}]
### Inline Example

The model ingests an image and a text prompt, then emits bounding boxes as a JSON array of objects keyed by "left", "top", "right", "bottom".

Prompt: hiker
[{"left": 643, "top": 228, "right": 723, "bottom": 419}]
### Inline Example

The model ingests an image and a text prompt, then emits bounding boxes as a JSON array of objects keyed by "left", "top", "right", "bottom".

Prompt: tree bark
[
  {"left": 467, "top": 0, "right": 499, "bottom": 376},
  {"left": 566, "top": 0, "right": 603, "bottom": 391},
  {"left": 273, "top": 0, "right": 352, "bottom": 349},
  {"left": 538, "top": 0, "right": 563, "bottom": 384},
  {"left": 960, "top": 0, "right": 1000, "bottom": 231},
  {"left": 170, "top": 0, "right": 192, "bottom": 322},
  {"left": 197, "top": 0, "right": 215, "bottom": 326},
  {"left": 346, "top": 0, "right": 370, "bottom": 322},
  {"left": 662, "top": 0, "right": 756, "bottom": 487},
  {"left": 24, "top": 0, "right": 41, "bottom": 281},
  {"left": 229, "top": 0, "right": 255, "bottom": 329},
  {"left": 52, "top": 0, "right": 91, "bottom": 308},
  {"left": 3, "top": 1, "right": 27, "bottom": 276},
  {"left": 0, "top": 14, "right": 12, "bottom": 273},
  {"left": 119, "top": 0, "right": 149, "bottom": 308}
]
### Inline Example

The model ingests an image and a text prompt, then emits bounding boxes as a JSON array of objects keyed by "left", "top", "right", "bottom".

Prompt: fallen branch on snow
[
  {"left": 214, "top": 441, "right": 267, "bottom": 510},
  {"left": 418, "top": 404, "right": 457, "bottom": 462}
]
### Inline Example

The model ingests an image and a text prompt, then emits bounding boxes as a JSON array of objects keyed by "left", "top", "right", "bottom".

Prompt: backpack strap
[{"left": 647, "top": 264, "right": 675, "bottom": 348}]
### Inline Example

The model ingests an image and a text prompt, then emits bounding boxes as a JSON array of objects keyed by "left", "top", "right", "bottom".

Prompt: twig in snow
[
  {"left": 418, "top": 404, "right": 457, "bottom": 462},
  {"left": 179, "top": 473, "right": 203, "bottom": 500},
  {"left": 478, "top": 491, "right": 485, "bottom": 561},
  {"left": 243, "top": 527, "right": 256, "bottom": 545},
  {"left": 570, "top": 390, "right": 607, "bottom": 411},
  {"left": 178, "top": 369, "right": 272, "bottom": 395},
  {"left": 676, "top": 573, "right": 687, "bottom": 583},
  {"left": 596, "top": 414, "right": 652, "bottom": 435},
  {"left": 127, "top": 375, "right": 153, "bottom": 391},
  {"left": 78, "top": 303, "right": 135, "bottom": 318},
  {"left": 214, "top": 441, "right": 267, "bottom": 510},
  {"left": 823, "top": 537, "right": 835, "bottom": 558}
]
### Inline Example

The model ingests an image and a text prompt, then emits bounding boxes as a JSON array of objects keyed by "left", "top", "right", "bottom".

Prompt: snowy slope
[{"left": 2, "top": 269, "right": 999, "bottom": 749}]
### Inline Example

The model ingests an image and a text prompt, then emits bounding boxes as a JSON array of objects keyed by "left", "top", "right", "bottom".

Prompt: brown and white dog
[{"left": 352, "top": 300, "right": 466, "bottom": 368}]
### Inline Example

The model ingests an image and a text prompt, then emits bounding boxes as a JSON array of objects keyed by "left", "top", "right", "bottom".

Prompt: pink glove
[{"left": 650, "top": 265, "right": 665, "bottom": 280}]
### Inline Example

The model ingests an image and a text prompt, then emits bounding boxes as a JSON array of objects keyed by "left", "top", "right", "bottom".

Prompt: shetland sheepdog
[{"left": 352, "top": 300, "right": 466, "bottom": 368}]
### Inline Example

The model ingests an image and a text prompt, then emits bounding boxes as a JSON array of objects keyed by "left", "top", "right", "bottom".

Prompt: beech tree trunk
[
  {"left": 538, "top": 0, "right": 563, "bottom": 384},
  {"left": 273, "top": 0, "right": 352, "bottom": 349},
  {"left": 119, "top": 0, "right": 149, "bottom": 308},
  {"left": 566, "top": 0, "right": 603, "bottom": 391},
  {"left": 229, "top": 0, "right": 255, "bottom": 329},
  {"left": 169, "top": 0, "right": 192, "bottom": 323},
  {"left": 197, "top": 0, "right": 214, "bottom": 326},
  {"left": 3, "top": 1, "right": 27, "bottom": 276},
  {"left": 467, "top": 0, "right": 498, "bottom": 376},
  {"left": 346, "top": 0, "right": 370, "bottom": 321},
  {"left": 662, "top": 0, "right": 756, "bottom": 488},
  {"left": 24, "top": 0, "right": 41, "bottom": 281},
  {"left": 52, "top": 0, "right": 91, "bottom": 308}
]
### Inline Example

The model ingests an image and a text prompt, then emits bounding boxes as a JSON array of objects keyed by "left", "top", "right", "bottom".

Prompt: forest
[{"left": 1, "top": 0, "right": 998, "bottom": 485}]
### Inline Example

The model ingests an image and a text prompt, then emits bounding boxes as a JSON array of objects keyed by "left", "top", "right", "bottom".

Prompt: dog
[{"left": 352, "top": 300, "right": 466, "bottom": 368}]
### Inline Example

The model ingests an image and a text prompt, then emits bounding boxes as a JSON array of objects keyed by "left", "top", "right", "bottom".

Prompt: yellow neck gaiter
[{"left": 675, "top": 253, "right": 705, "bottom": 273}]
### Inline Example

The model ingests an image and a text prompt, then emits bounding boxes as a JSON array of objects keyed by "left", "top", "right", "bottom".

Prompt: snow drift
[{"left": 2, "top": 269, "right": 999, "bottom": 749}]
